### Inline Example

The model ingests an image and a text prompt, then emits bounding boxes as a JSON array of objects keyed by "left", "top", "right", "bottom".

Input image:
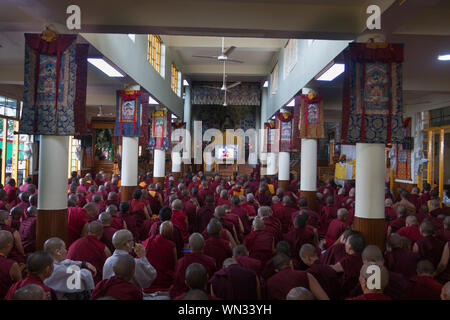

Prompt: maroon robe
[
  {"left": 306, "top": 260, "right": 341, "bottom": 300},
  {"left": 172, "top": 209, "right": 188, "bottom": 241},
  {"left": 144, "top": 234, "right": 176, "bottom": 290},
  {"left": 4, "top": 274, "right": 56, "bottom": 300},
  {"left": 283, "top": 225, "right": 316, "bottom": 261},
  {"left": 0, "top": 224, "right": 25, "bottom": 264},
  {"left": 90, "top": 276, "right": 143, "bottom": 300},
  {"left": 274, "top": 206, "right": 297, "bottom": 234},
  {"left": 118, "top": 212, "right": 138, "bottom": 240},
  {"left": 0, "top": 255, "right": 16, "bottom": 299},
  {"left": 347, "top": 293, "right": 391, "bottom": 300},
  {"left": 67, "top": 207, "right": 89, "bottom": 247},
  {"left": 415, "top": 235, "right": 445, "bottom": 268},
  {"left": 216, "top": 197, "right": 231, "bottom": 207},
  {"left": 325, "top": 219, "right": 347, "bottom": 249},
  {"left": 320, "top": 242, "right": 346, "bottom": 266},
  {"left": 408, "top": 194, "right": 420, "bottom": 211},
  {"left": 385, "top": 206, "right": 397, "bottom": 221},
  {"left": 384, "top": 247, "right": 420, "bottom": 279},
  {"left": 436, "top": 228, "right": 450, "bottom": 242},
  {"left": 319, "top": 205, "right": 337, "bottom": 237},
  {"left": 406, "top": 275, "right": 443, "bottom": 300},
  {"left": 183, "top": 200, "right": 197, "bottom": 233},
  {"left": 203, "top": 237, "right": 232, "bottom": 268},
  {"left": 210, "top": 264, "right": 258, "bottom": 300},
  {"left": 149, "top": 219, "right": 184, "bottom": 258},
  {"left": 110, "top": 216, "right": 125, "bottom": 230},
  {"left": 19, "top": 216, "right": 37, "bottom": 254},
  {"left": 389, "top": 216, "right": 406, "bottom": 233},
  {"left": 66, "top": 235, "right": 107, "bottom": 283},
  {"left": 397, "top": 225, "right": 422, "bottom": 244},
  {"left": 266, "top": 268, "right": 309, "bottom": 300},
  {"left": 263, "top": 216, "right": 283, "bottom": 243},
  {"left": 231, "top": 205, "right": 250, "bottom": 234},
  {"left": 168, "top": 252, "right": 217, "bottom": 299},
  {"left": 244, "top": 230, "right": 274, "bottom": 265},
  {"left": 338, "top": 253, "right": 362, "bottom": 295},
  {"left": 349, "top": 270, "right": 408, "bottom": 300},
  {"left": 196, "top": 204, "right": 215, "bottom": 234},
  {"left": 235, "top": 255, "right": 262, "bottom": 276},
  {"left": 101, "top": 225, "right": 118, "bottom": 253}
]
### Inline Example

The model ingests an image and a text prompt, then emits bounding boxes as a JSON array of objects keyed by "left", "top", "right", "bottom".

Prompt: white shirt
[{"left": 102, "top": 249, "right": 157, "bottom": 289}]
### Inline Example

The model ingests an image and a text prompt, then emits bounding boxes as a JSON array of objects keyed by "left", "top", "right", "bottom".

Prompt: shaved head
[
  {"left": 183, "top": 289, "right": 209, "bottom": 300},
  {"left": 98, "top": 212, "right": 112, "bottom": 225},
  {"left": 223, "top": 258, "right": 238, "bottom": 268},
  {"left": 299, "top": 243, "right": 318, "bottom": 260},
  {"left": 84, "top": 202, "right": 99, "bottom": 218},
  {"left": 405, "top": 215, "right": 418, "bottom": 226},
  {"left": 441, "top": 282, "right": 450, "bottom": 300},
  {"left": 112, "top": 229, "right": 133, "bottom": 250},
  {"left": 185, "top": 263, "right": 207, "bottom": 290},
  {"left": 388, "top": 233, "right": 402, "bottom": 249},
  {"left": 11, "top": 284, "right": 46, "bottom": 300},
  {"left": 232, "top": 245, "right": 248, "bottom": 258},
  {"left": 417, "top": 260, "right": 435, "bottom": 275},
  {"left": 253, "top": 217, "right": 265, "bottom": 231},
  {"left": 160, "top": 221, "right": 173, "bottom": 238},
  {"left": 273, "top": 253, "right": 291, "bottom": 271},
  {"left": 113, "top": 254, "right": 135, "bottom": 281},
  {"left": 420, "top": 221, "right": 435, "bottom": 236},
  {"left": 88, "top": 221, "right": 103, "bottom": 238},
  {"left": 286, "top": 287, "right": 315, "bottom": 300},
  {"left": 43, "top": 237, "right": 65, "bottom": 255},
  {"left": 275, "top": 241, "right": 291, "bottom": 255},
  {"left": 27, "top": 251, "right": 53, "bottom": 275},
  {"left": 337, "top": 208, "right": 348, "bottom": 221},
  {"left": 360, "top": 262, "right": 389, "bottom": 292},
  {"left": 362, "top": 245, "right": 384, "bottom": 263},
  {"left": 207, "top": 218, "right": 222, "bottom": 237},
  {"left": 172, "top": 199, "right": 183, "bottom": 211},
  {"left": 0, "top": 210, "right": 10, "bottom": 224},
  {"left": 0, "top": 230, "right": 13, "bottom": 250},
  {"left": 188, "top": 233, "right": 205, "bottom": 252},
  {"left": 214, "top": 206, "right": 226, "bottom": 219}
]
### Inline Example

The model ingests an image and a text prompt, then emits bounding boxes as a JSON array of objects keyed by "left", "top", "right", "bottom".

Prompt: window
[
  {"left": 148, "top": 35, "right": 162, "bottom": 73},
  {"left": 171, "top": 64, "right": 180, "bottom": 94},
  {"left": 0, "top": 95, "right": 19, "bottom": 119},
  {"left": 68, "top": 136, "right": 81, "bottom": 177},
  {"left": 270, "top": 62, "right": 279, "bottom": 95}
]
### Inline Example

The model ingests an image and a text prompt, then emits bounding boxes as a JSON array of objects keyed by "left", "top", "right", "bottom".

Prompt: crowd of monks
[{"left": 1, "top": 169, "right": 450, "bottom": 300}]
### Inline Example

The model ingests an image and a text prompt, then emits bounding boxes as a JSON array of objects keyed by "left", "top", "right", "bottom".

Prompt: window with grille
[
  {"left": 171, "top": 64, "right": 179, "bottom": 94},
  {"left": 148, "top": 35, "right": 162, "bottom": 73}
]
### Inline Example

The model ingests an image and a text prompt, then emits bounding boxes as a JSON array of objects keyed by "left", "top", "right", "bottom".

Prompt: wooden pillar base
[
  {"left": 353, "top": 216, "right": 386, "bottom": 251},
  {"left": 172, "top": 172, "right": 181, "bottom": 181},
  {"left": 299, "top": 190, "right": 317, "bottom": 211},
  {"left": 120, "top": 186, "right": 137, "bottom": 202},
  {"left": 37, "top": 209, "right": 68, "bottom": 250},
  {"left": 278, "top": 180, "right": 289, "bottom": 191},
  {"left": 153, "top": 177, "right": 165, "bottom": 184}
]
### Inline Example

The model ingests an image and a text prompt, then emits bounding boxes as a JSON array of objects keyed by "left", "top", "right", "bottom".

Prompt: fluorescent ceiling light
[
  {"left": 438, "top": 54, "right": 450, "bottom": 61},
  {"left": 128, "top": 34, "right": 135, "bottom": 42},
  {"left": 316, "top": 63, "right": 345, "bottom": 81},
  {"left": 286, "top": 99, "right": 295, "bottom": 107},
  {"left": 88, "top": 58, "right": 124, "bottom": 77},
  {"left": 263, "top": 80, "right": 269, "bottom": 88},
  {"left": 183, "top": 79, "right": 189, "bottom": 86},
  {"left": 148, "top": 96, "right": 159, "bottom": 105}
]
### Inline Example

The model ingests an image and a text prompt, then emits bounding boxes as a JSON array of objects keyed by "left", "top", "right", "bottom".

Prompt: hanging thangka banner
[
  {"left": 20, "top": 33, "right": 83, "bottom": 135},
  {"left": 296, "top": 93, "right": 325, "bottom": 139},
  {"left": 341, "top": 43, "right": 405, "bottom": 144},
  {"left": 139, "top": 91, "right": 150, "bottom": 147},
  {"left": 395, "top": 143, "right": 411, "bottom": 180},
  {"left": 114, "top": 89, "right": 142, "bottom": 137},
  {"left": 149, "top": 109, "right": 171, "bottom": 150},
  {"left": 264, "top": 121, "right": 276, "bottom": 152},
  {"left": 275, "top": 111, "right": 298, "bottom": 152},
  {"left": 171, "top": 120, "right": 185, "bottom": 144}
]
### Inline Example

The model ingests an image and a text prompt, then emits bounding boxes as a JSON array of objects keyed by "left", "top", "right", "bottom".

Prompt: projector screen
[{"left": 214, "top": 144, "right": 239, "bottom": 161}]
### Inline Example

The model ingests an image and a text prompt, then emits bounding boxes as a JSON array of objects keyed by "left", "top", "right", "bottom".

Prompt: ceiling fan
[
  {"left": 97, "top": 106, "right": 113, "bottom": 117},
  {"left": 193, "top": 37, "right": 244, "bottom": 64}
]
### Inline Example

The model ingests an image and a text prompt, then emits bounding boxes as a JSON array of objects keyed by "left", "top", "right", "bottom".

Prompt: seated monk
[
  {"left": 230, "top": 195, "right": 251, "bottom": 235},
  {"left": 413, "top": 220, "right": 445, "bottom": 268},
  {"left": 210, "top": 258, "right": 261, "bottom": 300},
  {"left": 208, "top": 206, "right": 237, "bottom": 247},
  {"left": 104, "top": 230, "right": 156, "bottom": 289},
  {"left": 98, "top": 212, "right": 118, "bottom": 253},
  {"left": 385, "top": 198, "right": 397, "bottom": 222},
  {"left": 91, "top": 255, "right": 143, "bottom": 300},
  {"left": 436, "top": 216, "right": 450, "bottom": 242},
  {"left": 106, "top": 204, "right": 127, "bottom": 230},
  {"left": 174, "top": 263, "right": 215, "bottom": 300},
  {"left": 0, "top": 190, "right": 10, "bottom": 211},
  {"left": 67, "top": 221, "right": 112, "bottom": 283},
  {"left": 300, "top": 244, "right": 341, "bottom": 300},
  {"left": 330, "top": 232, "right": 365, "bottom": 296},
  {"left": 216, "top": 189, "right": 232, "bottom": 207},
  {"left": 0, "top": 210, "right": 25, "bottom": 264},
  {"left": 273, "top": 196, "right": 297, "bottom": 234},
  {"left": 436, "top": 239, "right": 450, "bottom": 283},
  {"left": 11, "top": 283, "right": 46, "bottom": 300},
  {"left": 118, "top": 202, "right": 139, "bottom": 240},
  {"left": 232, "top": 244, "right": 262, "bottom": 276},
  {"left": 283, "top": 211, "right": 318, "bottom": 264},
  {"left": 4, "top": 251, "right": 56, "bottom": 300},
  {"left": 195, "top": 194, "right": 215, "bottom": 234},
  {"left": 43, "top": 237, "right": 95, "bottom": 300},
  {"left": 320, "top": 229, "right": 358, "bottom": 266},
  {"left": 223, "top": 204, "right": 244, "bottom": 242},
  {"left": 271, "top": 196, "right": 283, "bottom": 214},
  {"left": 257, "top": 206, "right": 283, "bottom": 244},
  {"left": 9, "top": 206, "right": 24, "bottom": 231},
  {"left": 393, "top": 190, "right": 417, "bottom": 216},
  {"left": 384, "top": 233, "right": 419, "bottom": 279},
  {"left": 266, "top": 253, "right": 329, "bottom": 300},
  {"left": 0, "top": 230, "right": 22, "bottom": 299},
  {"left": 429, "top": 197, "right": 446, "bottom": 218},
  {"left": 19, "top": 206, "right": 37, "bottom": 254},
  {"left": 346, "top": 262, "right": 391, "bottom": 300},
  {"left": 286, "top": 286, "right": 315, "bottom": 300},
  {"left": 442, "top": 282, "right": 450, "bottom": 300},
  {"left": 105, "top": 192, "right": 120, "bottom": 208},
  {"left": 67, "top": 200, "right": 96, "bottom": 248},
  {"left": 261, "top": 241, "right": 290, "bottom": 280},
  {"left": 130, "top": 189, "right": 151, "bottom": 231},
  {"left": 144, "top": 221, "right": 177, "bottom": 291},
  {"left": 92, "top": 194, "right": 106, "bottom": 216},
  {"left": 171, "top": 199, "right": 189, "bottom": 241},
  {"left": 169, "top": 233, "right": 216, "bottom": 299},
  {"left": 387, "top": 205, "right": 407, "bottom": 235},
  {"left": 350, "top": 245, "right": 408, "bottom": 300},
  {"left": 203, "top": 219, "right": 233, "bottom": 268},
  {"left": 244, "top": 217, "right": 275, "bottom": 266},
  {"left": 16, "top": 191, "right": 31, "bottom": 215},
  {"left": 397, "top": 215, "right": 422, "bottom": 244},
  {"left": 298, "top": 197, "right": 320, "bottom": 229},
  {"left": 319, "top": 196, "right": 337, "bottom": 237},
  {"left": 149, "top": 206, "right": 184, "bottom": 258},
  {"left": 240, "top": 195, "right": 256, "bottom": 217},
  {"left": 324, "top": 208, "right": 349, "bottom": 249},
  {"left": 407, "top": 260, "right": 443, "bottom": 300}
]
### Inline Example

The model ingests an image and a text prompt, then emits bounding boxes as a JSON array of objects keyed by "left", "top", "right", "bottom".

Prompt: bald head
[
  {"left": 113, "top": 254, "right": 135, "bottom": 281},
  {"left": 0, "top": 210, "right": 10, "bottom": 224},
  {"left": 275, "top": 241, "right": 291, "bottom": 255},
  {"left": 185, "top": 263, "right": 207, "bottom": 290},
  {"left": 396, "top": 205, "right": 407, "bottom": 217},
  {"left": 112, "top": 229, "right": 134, "bottom": 250},
  {"left": 286, "top": 287, "right": 315, "bottom": 300},
  {"left": 444, "top": 216, "right": 450, "bottom": 228},
  {"left": 362, "top": 245, "right": 384, "bottom": 263},
  {"left": 43, "top": 237, "right": 65, "bottom": 256},
  {"left": 420, "top": 220, "right": 435, "bottom": 236},
  {"left": 253, "top": 217, "right": 265, "bottom": 231},
  {"left": 98, "top": 212, "right": 112, "bottom": 226},
  {"left": 214, "top": 206, "right": 226, "bottom": 219},
  {"left": 337, "top": 208, "right": 348, "bottom": 221},
  {"left": 27, "top": 251, "right": 53, "bottom": 275},
  {"left": 232, "top": 245, "right": 248, "bottom": 258},
  {"left": 0, "top": 230, "right": 13, "bottom": 252},
  {"left": 207, "top": 218, "right": 222, "bottom": 237},
  {"left": 257, "top": 206, "right": 272, "bottom": 218},
  {"left": 299, "top": 243, "right": 318, "bottom": 260},
  {"left": 273, "top": 253, "right": 291, "bottom": 271},
  {"left": 417, "top": 260, "right": 435, "bottom": 276},
  {"left": 189, "top": 233, "right": 205, "bottom": 252},
  {"left": 84, "top": 202, "right": 99, "bottom": 218},
  {"left": 12, "top": 284, "right": 46, "bottom": 300},
  {"left": 223, "top": 258, "right": 238, "bottom": 268},
  {"left": 88, "top": 221, "right": 103, "bottom": 238},
  {"left": 360, "top": 262, "right": 389, "bottom": 292},
  {"left": 441, "top": 282, "right": 450, "bottom": 300},
  {"left": 183, "top": 289, "right": 209, "bottom": 300},
  {"left": 160, "top": 221, "right": 173, "bottom": 238},
  {"left": 388, "top": 233, "right": 402, "bottom": 249},
  {"left": 405, "top": 215, "right": 418, "bottom": 226},
  {"left": 172, "top": 199, "right": 183, "bottom": 211}
]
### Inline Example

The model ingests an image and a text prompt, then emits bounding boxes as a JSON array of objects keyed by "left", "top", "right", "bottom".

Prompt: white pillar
[
  {"left": 38, "top": 135, "right": 69, "bottom": 210},
  {"left": 154, "top": 149, "right": 165, "bottom": 178},
  {"left": 355, "top": 143, "right": 385, "bottom": 219},
  {"left": 266, "top": 152, "right": 277, "bottom": 175},
  {"left": 278, "top": 151, "right": 290, "bottom": 181},
  {"left": 171, "top": 151, "right": 181, "bottom": 173},
  {"left": 121, "top": 136, "right": 139, "bottom": 186},
  {"left": 300, "top": 138, "right": 317, "bottom": 191}
]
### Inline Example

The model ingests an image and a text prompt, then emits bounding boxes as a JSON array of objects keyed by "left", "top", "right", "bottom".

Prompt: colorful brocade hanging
[
  {"left": 275, "top": 112, "right": 298, "bottom": 152},
  {"left": 341, "top": 43, "right": 405, "bottom": 144},
  {"left": 296, "top": 93, "right": 325, "bottom": 139},
  {"left": 149, "top": 110, "right": 171, "bottom": 150},
  {"left": 264, "top": 121, "right": 276, "bottom": 152},
  {"left": 114, "top": 89, "right": 142, "bottom": 137}
]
